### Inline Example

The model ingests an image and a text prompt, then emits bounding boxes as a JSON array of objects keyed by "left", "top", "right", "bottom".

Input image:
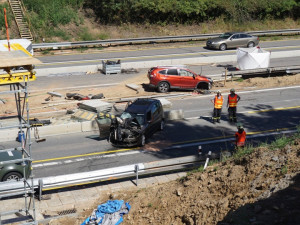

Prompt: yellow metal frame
[{"left": 0, "top": 67, "right": 36, "bottom": 85}]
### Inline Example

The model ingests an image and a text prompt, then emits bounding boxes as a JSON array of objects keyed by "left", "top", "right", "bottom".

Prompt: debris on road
[
  {"left": 66, "top": 93, "right": 105, "bottom": 101},
  {"left": 45, "top": 91, "right": 63, "bottom": 101},
  {"left": 125, "top": 83, "right": 141, "bottom": 93},
  {"left": 81, "top": 200, "right": 131, "bottom": 225}
]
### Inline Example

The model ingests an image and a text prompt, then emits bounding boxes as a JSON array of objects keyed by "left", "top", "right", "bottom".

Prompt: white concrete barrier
[{"left": 34, "top": 49, "right": 299, "bottom": 77}]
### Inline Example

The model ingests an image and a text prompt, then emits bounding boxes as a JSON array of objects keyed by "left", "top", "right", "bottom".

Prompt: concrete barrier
[
  {"left": 37, "top": 122, "right": 82, "bottom": 137},
  {"left": 34, "top": 49, "right": 299, "bottom": 77}
]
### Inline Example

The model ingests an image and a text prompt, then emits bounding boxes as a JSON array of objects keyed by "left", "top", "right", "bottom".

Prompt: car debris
[
  {"left": 66, "top": 92, "right": 104, "bottom": 101},
  {"left": 125, "top": 83, "right": 141, "bottom": 93},
  {"left": 45, "top": 91, "right": 63, "bottom": 101}
]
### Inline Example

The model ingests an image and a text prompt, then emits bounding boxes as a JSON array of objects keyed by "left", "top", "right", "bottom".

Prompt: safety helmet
[
  {"left": 237, "top": 122, "right": 243, "bottom": 129},
  {"left": 217, "top": 90, "right": 221, "bottom": 93},
  {"left": 230, "top": 88, "right": 235, "bottom": 92}
]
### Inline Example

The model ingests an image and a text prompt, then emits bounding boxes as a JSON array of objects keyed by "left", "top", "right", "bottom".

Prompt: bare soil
[{"left": 49, "top": 139, "right": 300, "bottom": 225}]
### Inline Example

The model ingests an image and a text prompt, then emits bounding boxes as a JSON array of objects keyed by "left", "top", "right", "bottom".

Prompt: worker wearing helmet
[
  {"left": 235, "top": 123, "right": 246, "bottom": 149},
  {"left": 227, "top": 88, "right": 240, "bottom": 122},
  {"left": 211, "top": 90, "right": 223, "bottom": 123}
]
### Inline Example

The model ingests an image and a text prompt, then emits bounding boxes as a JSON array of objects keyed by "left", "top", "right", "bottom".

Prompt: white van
[{"left": 0, "top": 39, "right": 33, "bottom": 56}]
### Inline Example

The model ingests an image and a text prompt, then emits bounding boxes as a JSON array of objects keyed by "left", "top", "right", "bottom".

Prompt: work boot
[{"left": 217, "top": 119, "right": 220, "bottom": 123}]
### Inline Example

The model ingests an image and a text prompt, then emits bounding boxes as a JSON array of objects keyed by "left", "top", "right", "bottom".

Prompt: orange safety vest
[
  {"left": 235, "top": 131, "right": 246, "bottom": 147},
  {"left": 228, "top": 94, "right": 238, "bottom": 107},
  {"left": 214, "top": 95, "right": 223, "bottom": 109}
]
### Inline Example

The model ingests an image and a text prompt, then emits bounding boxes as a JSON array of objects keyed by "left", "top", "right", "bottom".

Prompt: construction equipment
[{"left": 0, "top": 50, "right": 41, "bottom": 224}]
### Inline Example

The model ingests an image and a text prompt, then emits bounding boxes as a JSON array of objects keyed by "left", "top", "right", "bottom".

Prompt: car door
[
  {"left": 165, "top": 68, "right": 181, "bottom": 88},
  {"left": 95, "top": 116, "right": 112, "bottom": 139},
  {"left": 179, "top": 69, "right": 197, "bottom": 88},
  {"left": 228, "top": 34, "right": 244, "bottom": 48}
]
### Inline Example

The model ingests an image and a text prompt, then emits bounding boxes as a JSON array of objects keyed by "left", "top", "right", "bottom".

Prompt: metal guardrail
[
  {"left": 226, "top": 65, "right": 300, "bottom": 77},
  {"left": 0, "top": 155, "right": 207, "bottom": 198},
  {"left": 32, "top": 29, "right": 300, "bottom": 50}
]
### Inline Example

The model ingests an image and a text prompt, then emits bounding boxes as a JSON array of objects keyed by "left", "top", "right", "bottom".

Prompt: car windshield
[
  {"left": 219, "top": 33, "right": 232, "bottom": 39},
  {"left": 120, "top": 112, "right": 145, "bottom": 125}
]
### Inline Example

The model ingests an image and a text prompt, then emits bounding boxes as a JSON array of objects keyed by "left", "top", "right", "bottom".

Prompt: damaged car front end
[
  {"left": 96, "top": 98, "right": 164, "bottom": 147},
  {"left": 109, "top": 112, "right": 146, "bottom": 147}
]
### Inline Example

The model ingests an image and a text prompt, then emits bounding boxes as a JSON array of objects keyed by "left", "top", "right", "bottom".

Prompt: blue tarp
[{"left": 81, "top": 200, "right": 131, "bottom": 225}]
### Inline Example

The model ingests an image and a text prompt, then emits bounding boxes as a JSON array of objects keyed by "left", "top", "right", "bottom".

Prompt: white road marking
[
  {"left": 165, "top": 129, "right": 297, "bottom": 149},
  {"left": 31, "top": 83, "right": 120, "bottom": 93},
  {"left": 190, "top": 85, "right": 300, "bottom": 100},
  {"left": 33, "top": 150, "right": 142, "bottom": 168}
]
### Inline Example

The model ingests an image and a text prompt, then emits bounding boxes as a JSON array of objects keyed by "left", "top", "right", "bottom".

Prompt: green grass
[{"left": 281, "top": 165, "right": 288, "bottom": 175}]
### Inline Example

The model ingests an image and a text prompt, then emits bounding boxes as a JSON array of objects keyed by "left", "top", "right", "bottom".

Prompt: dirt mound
[
  {"left": 118, "top": 143, "right": 300, "bottom": 225},
  {"left": 50, "top": 138, "right": 300, "bottom": 225}
]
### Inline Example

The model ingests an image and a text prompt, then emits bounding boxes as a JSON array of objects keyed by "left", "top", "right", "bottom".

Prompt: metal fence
[
  {"left": 0, "top": 154, "right": 207, "bottom": 199},
  {"left": 32, "top": 29, "right": 300, "bottom": 50}
]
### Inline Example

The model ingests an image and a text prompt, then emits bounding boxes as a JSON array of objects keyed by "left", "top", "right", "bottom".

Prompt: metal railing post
[
  {"left": 38, "top": 179, "right": 43, "bottom": 201},
  {"left": 204, "top": 151, "right": 211, "bottom": 170},
  {"left": 135, "top": 165, "right": 139, "bottom": 186},
  {"left": 198, "top": 145, "right": 202, "bottom": 156}
]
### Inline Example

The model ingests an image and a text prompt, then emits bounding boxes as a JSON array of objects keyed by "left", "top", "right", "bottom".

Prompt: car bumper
[{"left": 206, "top": 43, "right": 219, "bottom": 49}]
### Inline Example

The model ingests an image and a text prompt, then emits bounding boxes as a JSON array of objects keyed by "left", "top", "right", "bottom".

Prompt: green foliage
[
  {"left": 270, "top": 135, "right": 292, "bottom": 150},
  {"left": 233, "top": 145, "right": 255, "bottom": 159},
  {"left": 281, "top": 165, "right": 288, "bottom": 175},
  {"left": 23, "top": 0, "right": 84, "bottom": 30},
  {"left": 84, "top": 0, "right": 299, "bottom": 25},
  {"left": 0, "top": 3, "right": 14, "bottom": 33}
]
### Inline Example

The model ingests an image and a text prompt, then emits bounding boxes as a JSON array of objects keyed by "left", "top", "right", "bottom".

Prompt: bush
[
  {"left": 84, "top": 0, "right": 300, "bottom": 24},
  {"left": 23, "top": 0, "right": 84, "bottom": 28}
]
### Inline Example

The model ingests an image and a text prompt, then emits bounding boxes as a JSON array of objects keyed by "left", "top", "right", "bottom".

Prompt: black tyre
[
  {"left": 140, "top": 134, "right": 146, "bottom": 147},
  {"left": 159, "top": 120, "right": 165, "bottom": 131},
  {"left": 247, "top": 41, "right": 255, "bottom": 48},
  {"left": 157, "top": 82, "right": 170, "bottom": 93},
  {"left": 2, "top": 172, "right": 22, "bottom": 182},
  {"left": 219, "top": 44, "right": 227, "bottom": 51}
]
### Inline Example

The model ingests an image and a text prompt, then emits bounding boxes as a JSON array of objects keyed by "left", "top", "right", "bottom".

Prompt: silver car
[{"left": 206, "top": 32, "right": 259, "bottom": 51}]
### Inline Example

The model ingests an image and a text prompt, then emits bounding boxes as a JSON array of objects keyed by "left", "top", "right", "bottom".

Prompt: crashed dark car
[{"left": 96, "top": 98, "right": 165, "bottom": 147}]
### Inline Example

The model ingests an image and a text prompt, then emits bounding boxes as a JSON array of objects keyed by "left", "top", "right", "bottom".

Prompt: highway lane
[
  {"left": 35, "top": 39, "right": 300, "bottom": 68},
  {"left": 28, "top": 56, "right": 300, "bottom": 92},
  {"left": 1, "top": 86, "right": 299, "bottom": 178}
]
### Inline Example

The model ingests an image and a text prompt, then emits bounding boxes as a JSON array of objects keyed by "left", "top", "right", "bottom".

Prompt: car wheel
[
  {"left": 157, "top": 82, "right": 170, "bottom": 93},
  {"left": 2, "top": 172, "right": 22, "bottom": 182},
  {"left": 140, "top": 134, "right": 146, "bottom": 147},
  {"left": 159, "top": 120, "right": 165, "bottom": 131},
  {"left": 219, "top": 44, "right": 227, "bottom": 51},
  {"left": 247, "top": 42, "right": 255, "bottom": 48}
]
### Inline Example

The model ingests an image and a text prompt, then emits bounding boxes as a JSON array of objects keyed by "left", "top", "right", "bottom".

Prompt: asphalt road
[
  {"left": 28, "top": 56, "right": 300, "bottom": 92},
  {"left": 2, "top": 86, "right": 299, "bottom": 178},
  {"left": 35, "top": 39, "right": 300, "bottom": 68}
]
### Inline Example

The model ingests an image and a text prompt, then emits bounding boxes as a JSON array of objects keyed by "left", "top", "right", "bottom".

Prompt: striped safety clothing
[
  {"left": 214, "top": 95, "right": 223, "bottom": 109},
  {"left": 228, "top": 94, "right": 238, "bottom": 107},
  {"left": 235, "top": 130, "right": 246, "bottom": 147}
]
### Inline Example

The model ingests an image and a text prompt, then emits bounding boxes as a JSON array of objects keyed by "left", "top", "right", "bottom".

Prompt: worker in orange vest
[
  {"left": 211, "top": 90, "right": 223, "bottom": 123},
  {"left": 227, "top": 88, "right": 240, "bottom": 122},
  {"left": 235, "top": 123, "right": 246, "bottom": 149}
]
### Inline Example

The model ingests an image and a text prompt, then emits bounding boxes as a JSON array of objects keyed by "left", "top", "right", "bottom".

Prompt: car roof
[
  {"left": 126, "top": 98, "right": 160, "bottom": 114},
  {"left": 0, "top": 150, "right": 22, "bottom": 162}
]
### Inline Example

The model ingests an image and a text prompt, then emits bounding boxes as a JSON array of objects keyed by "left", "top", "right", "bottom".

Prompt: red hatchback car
[{"left": 148, "top": 66, "right": 213, "bottom": 93}]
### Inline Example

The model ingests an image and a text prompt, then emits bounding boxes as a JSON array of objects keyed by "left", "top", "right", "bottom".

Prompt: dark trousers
[
  {"left": 228, "top": 107, "right": 237, "bottom": 122},
  {"left": 213, "top": 108, "right": 222, "bottom": 121}
]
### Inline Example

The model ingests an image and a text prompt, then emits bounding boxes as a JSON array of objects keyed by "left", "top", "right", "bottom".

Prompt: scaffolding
[{"left": 0, "top": 51, "right": 40, "bottom": 224}]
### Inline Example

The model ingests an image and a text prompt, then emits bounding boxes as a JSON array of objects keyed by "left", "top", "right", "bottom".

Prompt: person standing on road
[
  {"left": 235, "top": 123, "right": 246, "bottom": 149},
  {"left": 211, "top": 90, "right": 223, "bottom": 123},
  {"left": 227, "top": 88, "right": 240, "bottom": 122}
]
